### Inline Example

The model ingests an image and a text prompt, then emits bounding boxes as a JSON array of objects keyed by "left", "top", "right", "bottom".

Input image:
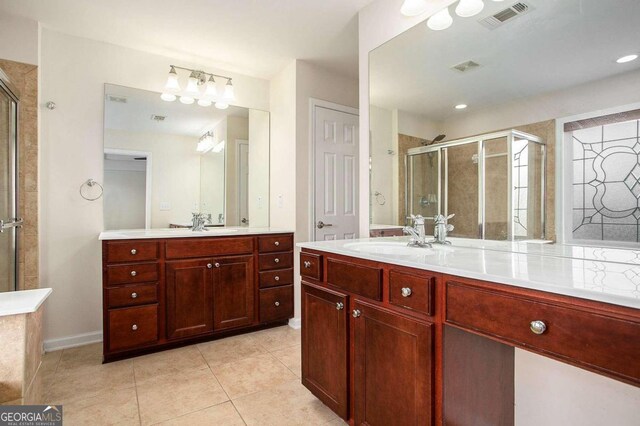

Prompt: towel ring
[
  {"left": 80, "top": 179, "right": 103, "bottom": 201},
  {"left": 374, "top": 191, "right": 386, "bottom": 206}
]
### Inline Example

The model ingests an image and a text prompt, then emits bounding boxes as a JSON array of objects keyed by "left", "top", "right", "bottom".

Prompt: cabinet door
[
  {"left": 213, "top": 255, "right": 255, "bottom": 330},
  {"left": 353, "top": 300, "right": 433, "bottom": 426},
  {"left": 301, "top": 282, "right": 349, "bottom": 420},
  {"left": 166, "top": 259, "right": 214, "bottom": 339}
]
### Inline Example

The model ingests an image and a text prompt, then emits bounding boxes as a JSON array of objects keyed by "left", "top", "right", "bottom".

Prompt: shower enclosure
[
  {"left": 0, "top": 69, "right": 20, "bottom": 292},
  {"left": 406, "top": 130, "right": 545, "bottom": 241}
]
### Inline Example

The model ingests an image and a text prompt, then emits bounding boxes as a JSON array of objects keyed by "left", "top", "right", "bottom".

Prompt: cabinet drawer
[
  {"left": 260, "top": 285, "right": 294, "bottom": 322},
  {"left": 105, "top": 241, "right": 159, "bottom": 263},
  {"left": 446, "top": 281, "right": 640, "bottom": 384},
  {"left": 259, "top": 269, "right": 294, "bottom": 288},
  {"left": 165, "top": 237, "right": 253, "bottom": 259},
  {"left": 300, "top": 253, "right": 322, "bottom": 281},
  {"left": 327, "top": 258, "right": 382, "bottom": 301},
  {"left": 106, "top": 262, "right": 159, "bottom": 285},
  {"left": 108, "top": 305, "right": 158, "bottom": 352},
  {"left": 389, "top": 270, "right": 434, "bottom": 316},
  {"left": 106, "top": 283, "right": 158, "bottom": 308},
  {"left": 258, "top": 235, "right": 293, "bottom": 253},
  {"left": 259, "top": 252, "right": 293, "bottom": 271}
]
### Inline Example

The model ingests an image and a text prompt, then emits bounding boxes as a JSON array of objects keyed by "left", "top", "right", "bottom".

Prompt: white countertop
[
  {"left": 370, "top": 224, "right": 404, "bottom": 230},
  {"left": 99, "top": 227, "right": 294, "bottom": 240},
  {"left": 0, "top": 288, "right": 52, "bottom": 317},
  {"left": 297, "top": 237, "right": 640, "bottom": 310}
]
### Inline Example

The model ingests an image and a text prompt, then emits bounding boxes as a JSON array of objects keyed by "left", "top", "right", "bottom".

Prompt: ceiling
[
  {"left": 370, "top": 0, "right": 640, "bottom": 121},
  {"left": 104, "top": 84, "right": 249, "bottom": 137},
  {"left": 0, "top": 0, "right": 375, "bottom": 79}
]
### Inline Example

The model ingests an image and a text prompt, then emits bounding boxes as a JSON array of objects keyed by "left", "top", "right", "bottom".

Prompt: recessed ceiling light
[
  {"left": 455, "top": 104, "right": 468, "bottom": 110},
  {"left": 616, "top": 54, "right": 638, "bottom": 64}
]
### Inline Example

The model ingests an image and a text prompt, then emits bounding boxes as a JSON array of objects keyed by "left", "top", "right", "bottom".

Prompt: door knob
[
  {"left": 274, "top": 301, "right": 280, "bottom": 307},
  {"left": 215, "top": 263, "right": 220, "bottom": 268},
  {"left": 274, "top": 241, "right": 280, "bottom": 246},
  {"left": 401, "top": 287, "right": 412, "bottom": 297},
  {"left": 303, "top": 261, "right": 312, "bottom": 269},
  {"left": 130, "top": 249, "right": 137, "bottom": 255},
  {"left": 130, "top": 271, "right": 137, "bottom": 277},
  {"left": 207, "top": 263, "right": 213, "bottom": 269},
  {"left": 336, "top": 302, "right": 344, "bottom": 310},
  {"left": 131, "top": 324, "right": 138, "bottom": 331},
  {"left": 317, "top": 221, "right": 333, "bottom": 229},
  {"left": 352, "top": 309, "right": 361, "bottom": 318},
  {"left": 131, "top": 292, "right": 138, "bottom": 299},
  {"left": 530, "top": 320, "right": 547, "bottom": 335}
]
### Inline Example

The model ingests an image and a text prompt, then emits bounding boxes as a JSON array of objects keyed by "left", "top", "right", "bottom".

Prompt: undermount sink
[{"left": 343, "top": 241, "right": 435, "bottom": 257}]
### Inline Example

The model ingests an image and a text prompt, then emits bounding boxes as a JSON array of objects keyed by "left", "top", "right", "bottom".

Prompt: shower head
[{"left": 421, "top": 134, "right": 446, "bottom": 146}]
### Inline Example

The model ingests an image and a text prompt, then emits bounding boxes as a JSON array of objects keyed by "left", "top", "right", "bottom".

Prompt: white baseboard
[
  {"left": 44, "top": 331, "right": 103, "bottom": 352},
  {"left": 288, "top": 318, "right": 301, "bottom": 329}
]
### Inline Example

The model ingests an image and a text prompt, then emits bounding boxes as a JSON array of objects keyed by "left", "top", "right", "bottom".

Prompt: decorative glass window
[{"left": 566, "top": 109, "right": 640, "bottom": 243}]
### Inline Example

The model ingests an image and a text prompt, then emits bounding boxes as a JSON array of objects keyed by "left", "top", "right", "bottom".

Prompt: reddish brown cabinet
[{"left": 213, "top": 255, "right": 254, "bottom": 330}]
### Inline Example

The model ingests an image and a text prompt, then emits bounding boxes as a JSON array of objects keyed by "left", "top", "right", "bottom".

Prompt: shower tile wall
[{"left": 0, "top": 59, "right": 38, "bottom": 290}]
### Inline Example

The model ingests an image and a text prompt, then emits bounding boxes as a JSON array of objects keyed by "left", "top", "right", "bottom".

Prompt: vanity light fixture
[
  {"left": 427, "top": 7, "right": 453, "bottom": 31},
  {"left": 160, "top": 65, "right": 235, "bottom": 109},
  {"left": 400, "top": 0, "right": 429, "bottom": 17},
  {"left": 455, "top": 104, "right": 468, "bottom": 109},
  {"left": 197, "top": 131, "right": 216, "bottom": 153},
  {"left": 212, "top": 140, "right": 226, "bottom": 153},
  {"left": 456, "top": 0, "right": 484, "bottom": 17},
  {"left": 616, "top": 54, "right": 638, "bottom": 64}
]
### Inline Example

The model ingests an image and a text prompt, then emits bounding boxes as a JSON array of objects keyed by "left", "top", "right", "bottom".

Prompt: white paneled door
[{"left": 314, "top": 105, "right": 359, "bottom": 241}]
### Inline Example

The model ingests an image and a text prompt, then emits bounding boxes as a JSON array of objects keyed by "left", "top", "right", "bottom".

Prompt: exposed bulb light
[
  {"left": 455, "top": 104, "right": 468, "bottom": 110},
  {"left": 160, "top": 93, "right": 176, "bottom": 102},
  {"left": 179, "top": 96, "right": 194, "bottom": 105},
  {"left": 215, "top": 101, "right": 229, "bottom": 110},
  {"left": 616, "top": 54, "right": 638, "bottom": 64},
  {"left": 204, "top": 75, "right": 218, "bottom": 97},
  {"left": 197, "top": 99, "right": 212, "bottom": 107},
  {"left": 223, "top": 80, "right": 235, "bottom": 101},
  {"left": 400, "top": 0, "right": 429, "bottom": 17},
  {"left": 212, "top": 140, "right": 225, "bottom": 153},
  {"left": 165, "top": 66, "right": 181, "bottom": 92},
  {"left": 455, "top": 0, "right": 484, "bottom": 18},
  {"left": 197, "top": 132, "right": 215, "bottom": 153},
  {"left": 427, "top": 7, "right": 453, "bottom": 31},
  {"left": 185, "top": 72, "right": 200, "bottom": 96}
]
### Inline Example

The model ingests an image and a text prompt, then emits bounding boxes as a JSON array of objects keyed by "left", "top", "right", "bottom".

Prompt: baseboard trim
[
  {"left": 288, "top": 318, "right": 301, "bottom": 329},
  {"left": 44, "top": 331, "right": 103, "bottom": 352}
]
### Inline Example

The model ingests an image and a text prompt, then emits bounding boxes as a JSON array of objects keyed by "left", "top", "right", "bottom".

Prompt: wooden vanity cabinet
[{"left": 102, "top": 233, "right": 293, "bottom": 362}]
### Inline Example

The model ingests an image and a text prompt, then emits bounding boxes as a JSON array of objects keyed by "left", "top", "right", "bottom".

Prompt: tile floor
[{"left": 34, "top": 326, "right": 347, "bottom": 425}]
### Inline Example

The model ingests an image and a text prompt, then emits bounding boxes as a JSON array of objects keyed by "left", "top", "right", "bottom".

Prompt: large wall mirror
[
  {"left": 369, "top": 0, "right": 640, "bottom": 244},
  {"left": 103, "top": 84, "right": 269, "bottom": 230}
]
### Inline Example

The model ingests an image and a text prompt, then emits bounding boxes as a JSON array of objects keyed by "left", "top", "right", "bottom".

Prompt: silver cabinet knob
[
  {"left": 274, "top": 276, "right": 280, "bottom": 281},
  {"left": 131, "top": 292, "right": 138, "bottom": 299},
  {"left": 131, "top": 324, "right": 138, "bottom": 331},
  {"left": 401, "top": 287, "right": 412, "bottom": 297},
  {"left": 130, "top": 249, "right": 137, "bottom": 255},
  {"left": 530, "top": 320, "right": 547, "bottom": 335},
  {"left": 274, "top": 241, "right": 280, "bottom": 246},
  {"left": 207, "top": 263, "right": 213, "bottom": 269},
  {"left": 274, "top": 258, "right": 280, "bottom": 263},
  {"left": 336, "top": 302, "right": 344, "bottom": 310},
  {"left": 352, "top": 309, "right": 361, "bottom": 318},
  {"left": 130, "top": 271, "right": 137, "bottom": 277},
  {"left": 215, "top": 263, "right": 220, "bottom": 268},
  {"left": 274, "top": 301, "right": 280, "bottom": 307},
  {"left": 303, "top": 261, "right": 312, "bottom": 269}
]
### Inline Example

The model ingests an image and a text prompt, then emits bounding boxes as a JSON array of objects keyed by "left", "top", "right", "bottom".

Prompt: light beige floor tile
[
  {"left": 271, "top": 344, "right": 301, "bottom": 377},
  {"left": 325, "top": 418, "right": 348, "bottom": 425},
  {"left": 133, "top": 346, "right": 208, "bottom": 381},
  {"left": 197, "top": 334, "right": 267, "bottom": 367},
  {"left": 63, "top": 387, "right": 140, "bottom": 426},
  {"left": 56, "top": 343, "right": 104, "bottom": 375},
  {"left": 233, "top": 379, "right": 337, "bottom": 426},
  {"left": 155, "top": 401, "right": 244, "bottom": 426},
  {"left": 40, "top": 350, "right": 63, "bottom": 376},
  {"left": 211, "top": 353, "right": 297, "bottom": 399},
  {"left": 251, "top": 326, "right": 301, "bottom": 352},
  {"left": 136, "top": 367, "right": 228, "bottom": 425}
]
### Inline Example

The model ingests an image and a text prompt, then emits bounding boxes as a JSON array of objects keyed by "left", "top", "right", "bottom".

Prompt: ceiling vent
[
  {"left": 107, "top": 95, "right": 127, "bottom": 103},
  {"left": 479, "top": 2, "right": 533, "bottom": 30},
  {"left": 150, "top": 115, "right": 166, "bottom": 121},
  {"left": 452, "top": 60, "right": 481, "bottom": 73}
]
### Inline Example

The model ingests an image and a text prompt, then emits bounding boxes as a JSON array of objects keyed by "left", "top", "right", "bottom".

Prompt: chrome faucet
[
  {"left": 431, "top": 214, "right": 455, "bottom": 244},
  {"left": 403, "top": 215, "right": 432, "bottom": 248},
  {"left": 191, "top": 212, "right": 207, "bottom": 232}
]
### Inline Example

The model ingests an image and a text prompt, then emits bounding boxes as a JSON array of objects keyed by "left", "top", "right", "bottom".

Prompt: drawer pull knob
[
  {"left": 274, "top": 276, "right": 280, "bottom": 281},
  {"left": 274, "top": 258, "right": 280, "bottom": 263},
  {"left": 274, "top": 301, "right": 280, "bottom": 307},
  {"left": 132, "top": 324, "right": 138, "bottom": 331},
  {"left": 207, "top": 263, "right": 213, "bottom": 269},
  {"left": 401, "top": 287, "right": 412, "bottom": 297},
  {"left": 530, "top": 320, "right": 547, "bottom": 335},
  {"left": 130, "top": 271, "right": 137, "bottom": 277},
  {"left": 303, "top": 261, "right": 312, "bottom": 269},
  {"left": 131, "top": 292, "right": 138, "bottom": 299},
  {"left": 336, "top": 302, "right": 344, "bottom": 310},
  {"left": 274, "top": 241, "right": 280, "bottom": 246},
  {"left": 352, "top": 309, "right": 361, "bottom": 318},
  {"left": 215, "top": 263, "right": 220, "bottom": 268},
  {"left": 130, "top": 249, "right": 137, "bottom": 255}
]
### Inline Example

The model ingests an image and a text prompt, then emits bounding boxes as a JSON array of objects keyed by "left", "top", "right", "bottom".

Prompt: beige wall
[
  {"left": 103, "top": 160, "right": 146, "bottom": 230},
  {"left": 0, "top": 14, "right": 39, "bottom": 66},
  {"left": 225, "top": 115, "right": 249, "bottom": 226},
  {"left": 248, "top": 109, "right": 270, "bottom": 227},
  {"left": 369, "top": 105, "right": 394, "bottom": 224}
]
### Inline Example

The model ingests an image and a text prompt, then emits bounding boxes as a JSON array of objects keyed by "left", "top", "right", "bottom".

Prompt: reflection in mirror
[
  {"left": 369, "top": 0, "right": 640, "bottom": 243},
  {"left": 103, "top": 84, "right": 269, "bottom": 230}
]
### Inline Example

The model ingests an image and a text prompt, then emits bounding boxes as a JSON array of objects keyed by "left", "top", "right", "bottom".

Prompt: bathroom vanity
[
  {"left": 99, "top": 228, "right": 294, "bottom": 361},
  {"left": 298, "top": 238, "right": 640, "bottom": 425}
]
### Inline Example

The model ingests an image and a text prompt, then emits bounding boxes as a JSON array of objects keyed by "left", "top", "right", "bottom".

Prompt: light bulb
[
  {"left": 455, "top": 104, "right": 468, "bottom": 110},
  {"left": 198, "top": 99, "right": 212, "bottom": 107},
  {"left": 179, "top": 96, "right": 194, "bottom": 105},
  {"left": 165, "top": 66, "right": 181, "bottom": 92},
  {"left": 215, "top": 101, "right": 229, "bottom": 110},
  {"left": 160, "top": 93, "right": 176, "bottom": 102},
  {"left": 212, "top": 140, "right": 225, "bottom": 153},
  {"left": 400, "top": 0, "right": 428, "bottom": 17},
  {"left": 427, "top": 7, "right": 453, "bottom": 31},
  {"left": 185, "top": 72, "right": 200, "bottom": 95},
  {"left": 455, "top": 0, "right": 484, "bottom": 18},
  {"left": 223, "top": 80, "right": 235, "bottom": 101},
  {"left": 204, "top": 75, "right": 218, "bottom": 97},
  {"left": 616, "top": 54, "right": 638, "bottom": 64}
]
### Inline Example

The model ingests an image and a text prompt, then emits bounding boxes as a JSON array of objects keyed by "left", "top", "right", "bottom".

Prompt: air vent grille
[
  {"left": 452, "top": 60, "right": 481, "bottom": 73},
  {"left": 479, "top": 2, "right": 533, "bottom": 30},
  {"left": 151, "top": 115, "right": 166, "bottom": 121},
  {"left": 107, "top": 95, "right": 127, "bottom": 103}
]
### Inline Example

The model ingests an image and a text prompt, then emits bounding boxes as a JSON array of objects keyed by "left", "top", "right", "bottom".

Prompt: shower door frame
[
  {"left": 0, "top": 69, "right": 20, "bottom": 291},
  {"left": 405, "top": 129, "right": 545, "bottom": 241}
]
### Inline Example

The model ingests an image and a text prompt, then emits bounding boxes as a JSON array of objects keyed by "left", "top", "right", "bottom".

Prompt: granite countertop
[
  {"left": 99, "top": 227, "right": 295, "bottom": 240},
  {"left": 297, "top": 236, "right": 640, "bottom": 310}
]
